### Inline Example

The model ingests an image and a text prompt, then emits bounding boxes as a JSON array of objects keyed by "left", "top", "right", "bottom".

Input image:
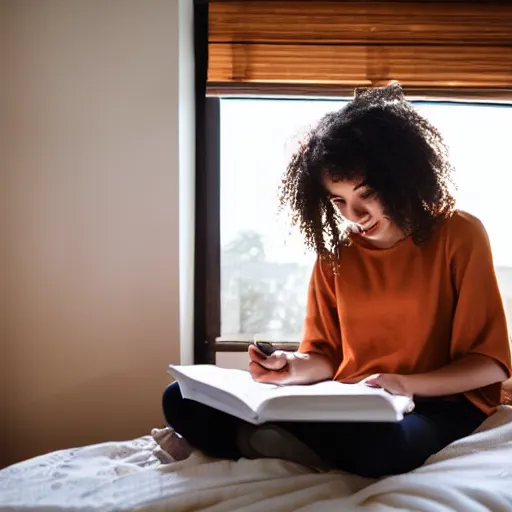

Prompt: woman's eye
[{"left": 360, "top": 190, "right": 376, "bottom": 200}]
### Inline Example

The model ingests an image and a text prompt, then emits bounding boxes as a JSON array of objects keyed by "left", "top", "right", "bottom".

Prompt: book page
[
  {"left": 268, "top": 380, "right": 389, "bottom": 398},
  {"left": 265, "top": 380, "right": 410, "bottom": 414},
  {"left": 169, "top": 365, "right": 282, "bottom": 413}
]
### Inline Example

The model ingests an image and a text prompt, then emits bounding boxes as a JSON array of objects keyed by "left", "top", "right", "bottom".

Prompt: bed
[{"left": 1, "top": 406, "right": 512, "bottom": 512}]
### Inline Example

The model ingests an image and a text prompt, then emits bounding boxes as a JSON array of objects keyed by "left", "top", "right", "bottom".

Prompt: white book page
[
  {"left": 255, "top": 380, "right": 408, "bottom": 415},
  {"left": 269, "top": 380, "right": 379, "bottom": 398},
  {"left": 169, "top": 365, "right": 280, "bottom": 412}
]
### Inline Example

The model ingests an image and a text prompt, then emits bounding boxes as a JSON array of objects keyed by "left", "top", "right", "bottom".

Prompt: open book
[{"left": 168, "top": 364, "right": 411, "bottom": 425}]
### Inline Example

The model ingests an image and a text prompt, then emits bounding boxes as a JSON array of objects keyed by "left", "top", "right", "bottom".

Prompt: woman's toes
[
  {"left": 151, "top": 427, "right": 193, "bottom": 462},
  {"left": 151, "top": 427, "right": 171, "bottom": 441},
  {"left": 160, "top": 431, "right": 193, "bottom": 461}
]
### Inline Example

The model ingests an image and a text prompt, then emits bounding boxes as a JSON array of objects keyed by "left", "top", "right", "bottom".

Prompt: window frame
[
  {"left": 194, "top": 98, "right": 221, "bottom": 363},
  {"left": 194, "top": 97, "right": 302, "bottom": 361}
]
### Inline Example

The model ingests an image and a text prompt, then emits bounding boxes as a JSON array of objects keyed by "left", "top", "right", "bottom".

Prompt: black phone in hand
[{"left": 255, "top": 341, "right": 276, "bottom": 356}]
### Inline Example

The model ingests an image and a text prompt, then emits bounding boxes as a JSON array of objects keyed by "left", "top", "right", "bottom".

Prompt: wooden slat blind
[{"left": 208, "top": 1, "right": 512, "bottom": 98}]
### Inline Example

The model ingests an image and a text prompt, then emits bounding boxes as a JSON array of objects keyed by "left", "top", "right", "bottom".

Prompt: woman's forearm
[
  {"left": 407, "top": 354, "right": 508, "bottom": 397},
  {"left": 287, "top": 351, "right": 335, "bottom": 385}
]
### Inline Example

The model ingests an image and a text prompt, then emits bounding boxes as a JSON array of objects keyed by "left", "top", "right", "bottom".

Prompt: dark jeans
[{"left": 162, "top": 382, "right": 487, "bottom": 478}]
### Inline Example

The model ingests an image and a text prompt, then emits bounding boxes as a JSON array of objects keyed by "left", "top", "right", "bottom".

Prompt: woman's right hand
[
  {"left": 248, "top": 344, "right": 294, "bottom": 384},
  {"left": 248, "top": 345, "right": 334, "bottom": 385}
]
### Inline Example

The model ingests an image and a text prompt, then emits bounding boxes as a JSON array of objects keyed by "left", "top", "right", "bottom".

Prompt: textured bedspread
[{"left": 1, "top": 406, "right": 512, "bottom": 511}]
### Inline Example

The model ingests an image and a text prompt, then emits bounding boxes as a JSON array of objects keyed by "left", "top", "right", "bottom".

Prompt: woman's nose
[{"left": 346, "top": 205, "right": 369, "bottom": 224}]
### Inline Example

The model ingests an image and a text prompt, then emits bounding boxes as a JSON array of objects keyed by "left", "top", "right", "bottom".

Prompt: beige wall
[{"left": 0, "top": 0, "right": 194, "bottom": 468}]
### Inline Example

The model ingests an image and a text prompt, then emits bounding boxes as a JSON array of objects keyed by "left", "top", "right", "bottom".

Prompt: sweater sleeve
[
  {"left": 297, "top": 258, "right": 343, "bottom": 368},
  {"left": 449, "top": 216, "right": 512, "bottom": 381}
]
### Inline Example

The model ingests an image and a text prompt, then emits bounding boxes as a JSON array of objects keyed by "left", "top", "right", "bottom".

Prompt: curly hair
[{"left": 279, "top": 82, "right": 456, "bottom": 260}]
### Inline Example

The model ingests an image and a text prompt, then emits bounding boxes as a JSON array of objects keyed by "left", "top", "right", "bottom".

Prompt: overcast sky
[{"left": 221, "top": 99, "right": 512, "bottom": 267}]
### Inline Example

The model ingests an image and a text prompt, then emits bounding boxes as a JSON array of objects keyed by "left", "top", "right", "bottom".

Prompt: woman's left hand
[
  {"left": 363, "top": 373, "right": 411, "bottom": 396},
  {"left": 363, "top": 373, "right": 415, "bottom": 413}
]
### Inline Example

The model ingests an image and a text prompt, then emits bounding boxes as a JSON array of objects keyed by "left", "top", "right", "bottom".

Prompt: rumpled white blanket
[{"left": 1, "top": 406, "right": 512, "bottom": 512}]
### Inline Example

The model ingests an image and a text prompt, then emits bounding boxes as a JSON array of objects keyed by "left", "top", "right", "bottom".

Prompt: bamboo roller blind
[{"left": 208, "top": 1, "right": 512, "bottom": 98}]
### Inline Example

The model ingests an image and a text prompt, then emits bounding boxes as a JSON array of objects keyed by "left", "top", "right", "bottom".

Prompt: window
[{"left": 218, "top": 99, "right": 512, "bottom": 344}]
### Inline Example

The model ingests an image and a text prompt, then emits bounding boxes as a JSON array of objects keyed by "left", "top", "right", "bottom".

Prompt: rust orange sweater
[{"left": 299, "top": 211, "right": 512, "bottom": 415}]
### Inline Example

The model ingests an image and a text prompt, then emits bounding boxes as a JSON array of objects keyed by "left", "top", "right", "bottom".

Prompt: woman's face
[{"left": 322, "top": 176, "right": 405, "bottom": 248}]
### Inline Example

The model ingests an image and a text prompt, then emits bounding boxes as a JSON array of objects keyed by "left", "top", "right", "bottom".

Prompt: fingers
[
  {"left": 264, "top": 350, "right": 289, "bottom": 370},
  {"left": 362, "top": 373, "right": 381, "bottom": 387},
  {"left": 248, "top": 360, "right": 266, "bottom": 379},
  {"left": 248, "top": 344, "right": 266, "bottom": 362},
  {"left": 248, "top": 345, "right": 288, "bottom": 371},
  {"left": 248, "top": 362, "right": 287, "bottom": 385},
  {"left": 248, "top": 345, "right": 292, "bottom": 385}
]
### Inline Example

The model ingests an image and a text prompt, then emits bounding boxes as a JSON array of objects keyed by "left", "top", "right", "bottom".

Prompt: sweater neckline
[{"left": 349, "top": 232, "right": 413, "bottom": 253}]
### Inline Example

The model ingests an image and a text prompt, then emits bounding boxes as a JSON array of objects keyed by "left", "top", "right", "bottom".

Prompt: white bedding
[{"left": 1, "top": 406, "right": 512, "bottom": 512}]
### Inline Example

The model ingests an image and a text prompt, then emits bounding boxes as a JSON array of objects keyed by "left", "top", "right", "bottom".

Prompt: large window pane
[{"left": 220, "top": 99, "right": 512, "bottom": 340}]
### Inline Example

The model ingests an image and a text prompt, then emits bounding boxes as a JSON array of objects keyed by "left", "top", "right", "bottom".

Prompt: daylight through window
[{"left": 219, "top": 99, "right": 512, "bottom": 342}]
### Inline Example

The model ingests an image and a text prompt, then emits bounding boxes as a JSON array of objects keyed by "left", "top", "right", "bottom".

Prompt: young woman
[{"left": 155, "top": 82, "right": 511, "bottom": 477}]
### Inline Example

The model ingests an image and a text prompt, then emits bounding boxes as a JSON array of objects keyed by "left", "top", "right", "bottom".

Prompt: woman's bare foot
[{"left": 151, "top": 427, "right": 193, "bottom": 463}]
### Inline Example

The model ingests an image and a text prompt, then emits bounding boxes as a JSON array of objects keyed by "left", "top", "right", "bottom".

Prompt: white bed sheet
[{"left": 1, "top": 406, "right": 512, "bottom": 512}]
